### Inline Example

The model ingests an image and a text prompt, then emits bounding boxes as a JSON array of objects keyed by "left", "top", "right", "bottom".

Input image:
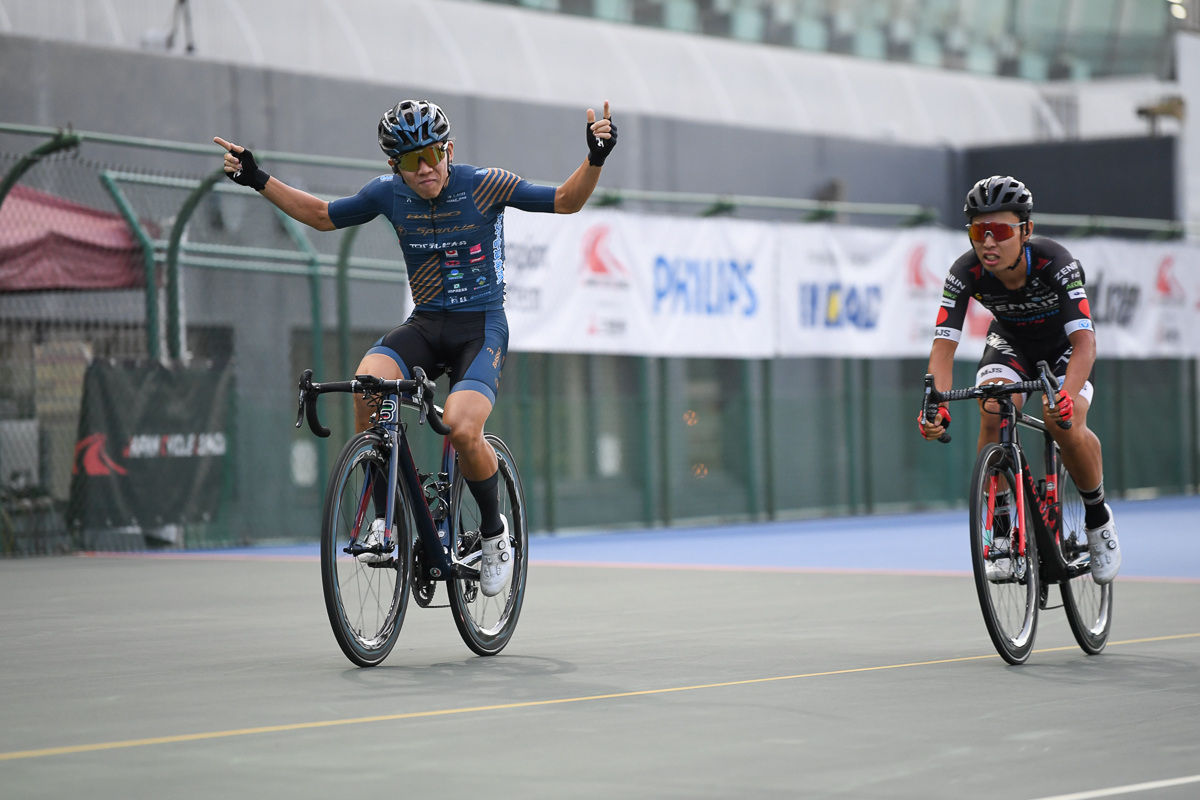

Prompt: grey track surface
[{"left": 2, "top": 556, "right": 1198, "bottom": 799}]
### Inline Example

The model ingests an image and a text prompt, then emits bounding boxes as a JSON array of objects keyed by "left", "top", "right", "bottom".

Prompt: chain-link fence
[{"left": 2, "top": 127, "right": 1197, "bottom": 555}]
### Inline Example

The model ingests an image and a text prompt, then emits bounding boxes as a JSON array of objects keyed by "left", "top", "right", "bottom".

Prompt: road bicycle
[
  {"left": 922, "top": 361, "right": 1112, "bottom": 665},
  {"left": 296, "top": 368, "right": 528, "bottom": 666}
]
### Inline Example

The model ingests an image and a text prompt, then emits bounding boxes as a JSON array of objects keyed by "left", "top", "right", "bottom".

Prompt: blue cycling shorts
[{"left": 365, "top": 309, "right": 508, "bottom": 405}]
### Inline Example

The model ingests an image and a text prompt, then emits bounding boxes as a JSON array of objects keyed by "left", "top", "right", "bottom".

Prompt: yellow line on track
[{"left": 3, "top": 632, "right": 1198, "bottom": 763}]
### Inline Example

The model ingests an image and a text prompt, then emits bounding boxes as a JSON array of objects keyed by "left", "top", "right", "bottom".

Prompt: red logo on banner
[
  {"left": 580, "top": 225, "right": 628, "bottom": 285},
  {"left": 1156, "top": 256, "right": 1184, "bottom": 301},
  {"left": 966, "top": 297, "right": 993, "bottom": 337},
  {"left": 906, "top": 244, "right": 939, "bottom": 290},
  {"left": 73, "top": 433, "right": 128, "bottom": 476}
]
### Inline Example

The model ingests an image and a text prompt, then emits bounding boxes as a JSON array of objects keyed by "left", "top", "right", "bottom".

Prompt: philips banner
[
  {"left": 68, "top": 363, "right": 233, "bottom": 532},
  {"left": 500, "top": 208, "right": 1200, "bottom": 360},
  {"left": 503, "top": 209, "right": 776, "bottom": 357}
]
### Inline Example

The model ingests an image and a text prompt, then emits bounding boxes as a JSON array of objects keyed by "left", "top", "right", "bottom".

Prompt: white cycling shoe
[
  {"left": 1086, "top": 504, "right": 1121, "bottom": 585},
  {"left": 357, "top": 518, "right": 395, "bottom": 564},
  {"left": 985, "top": 536, "right": 1014, "bottom": 582},
  {"left": 479, "top": 518, "right": 512, "bottom": 597}
]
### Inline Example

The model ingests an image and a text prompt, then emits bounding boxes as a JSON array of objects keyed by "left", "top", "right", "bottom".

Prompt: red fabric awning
[{"left": 0, "top": 184, "right": 144, "bottom": 291}]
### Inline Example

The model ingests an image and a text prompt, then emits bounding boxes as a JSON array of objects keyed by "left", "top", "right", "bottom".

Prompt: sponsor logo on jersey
[
  {"left": 469, "top": 255, "right": 486, "bottom": 264},
  {"left": 1054, "top": 261, "right": 1081, "bottom": 280},
  {"left": 470, "top": 243, "right": 483, "bottom": 255},
  {"left": 445, "top": 260, "right": 461, "bottom": 267},
  {"left": 1068, "top": 288, "right": 1086, "bottom": 300},
  {"left": 446, "top": 249, "right": 458, "bottom": 257},
  {"left": 940, "top": 297, "right": 956, "bottom": 308},
  {"left": 449, "top": 269, "right": 463, "bottom": 279},
  {"left": 945, "top": 274, "right": 966, "bottom": 292}
]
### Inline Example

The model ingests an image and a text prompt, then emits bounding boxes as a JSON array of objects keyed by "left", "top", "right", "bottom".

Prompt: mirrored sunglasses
[
  {"left": 967, "top": 221, "right": 1024, "bottom": 242},
  {"left": 395, "top": 144, "right": 447, "bottom": 172}
]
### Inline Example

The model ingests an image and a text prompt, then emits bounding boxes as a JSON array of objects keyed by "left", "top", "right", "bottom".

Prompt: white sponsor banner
[
  {"left": 498, "top": 206, "right": 1200, "bottom": 360},
  {"left": 503, "top": 209, "right": 776, "bottom": 357},
  {"left": 1063, "top": 238, "right": 1197, "bottom": 359},
  {"left": 775, "top": 225, "right": 990, "bottom": 359}
]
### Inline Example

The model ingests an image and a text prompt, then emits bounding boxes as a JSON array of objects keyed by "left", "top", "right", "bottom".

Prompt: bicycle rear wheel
[
  {"left": 320, "top": 432, "right": 412, "bottom": 667},
  {"left": 447, "top": 434, "right": 528, "bottom": 656},
  {"left": 1057, "top": 464, "right": 1112, "bottom": 654},
  {"left": 969, "top": 443, "right": 1039, "bottom": 665}
]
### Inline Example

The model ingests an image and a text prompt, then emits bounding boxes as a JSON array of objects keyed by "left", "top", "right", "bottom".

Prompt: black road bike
[
  {"left": 923, "top": 361, "right": 1112, "bottom": 665},
  {"left": 297, "top": 368, "right": 528, "bottom": 666}
]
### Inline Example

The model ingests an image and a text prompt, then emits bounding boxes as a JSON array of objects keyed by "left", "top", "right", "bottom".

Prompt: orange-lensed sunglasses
[
  {"left": 967, "top": 220, "right": 1025, "bottom": 242},
  {"left": 395, "top": 143, "right": 447, "bottom": 172}
]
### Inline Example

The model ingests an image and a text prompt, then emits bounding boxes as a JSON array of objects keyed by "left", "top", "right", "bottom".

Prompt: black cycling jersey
[{"left": 934, "top": 237, "right": 1094, "bottom": 354}]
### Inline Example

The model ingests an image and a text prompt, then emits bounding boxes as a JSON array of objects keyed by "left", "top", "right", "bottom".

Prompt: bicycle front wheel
[
  {"left": 320, "top": 432, "right": 412, "bottom": 667},
  {"left": 447, "top": 434, "right": 528, "bottom": 656},
  {"left": 969, "top": 443, "right": 1039, "bottom": 665},
  {"left": 1057, "top": 464, "right": 1112, "bottom": 654}
]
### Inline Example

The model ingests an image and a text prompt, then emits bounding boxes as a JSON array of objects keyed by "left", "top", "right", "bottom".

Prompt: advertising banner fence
[
  {"left": 504, "top": 209, "right": 1200, "bottom": 361},
  {"left": 67, "top": 362, "right": 233, "bottom": 534}
]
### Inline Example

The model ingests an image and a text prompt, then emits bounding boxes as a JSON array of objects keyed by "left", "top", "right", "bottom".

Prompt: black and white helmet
[
  {"left": 378, "top": 100, "right": 451, "bottom": 157},
  {"left": 964, "top": 175, "right": 1033, "bottom": 220}
]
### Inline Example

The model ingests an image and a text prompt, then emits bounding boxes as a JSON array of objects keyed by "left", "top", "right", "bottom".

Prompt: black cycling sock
[
  {"left": 371, "top": 464, "right": 390, "bottom": 519},
  {"left": 466, "top": 471, "right": 504, "bottom": 538},
  {"left": 994, "top": 490, "right": 1011, "bottom": 535},
  {"left": 1079, "top": 479, "right": 1109, "bottom": 529}
]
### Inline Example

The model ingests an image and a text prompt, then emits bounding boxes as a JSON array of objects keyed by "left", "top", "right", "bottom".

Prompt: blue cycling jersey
[{"left": 327, "top": 163, "right": 557, "bottom": 311}]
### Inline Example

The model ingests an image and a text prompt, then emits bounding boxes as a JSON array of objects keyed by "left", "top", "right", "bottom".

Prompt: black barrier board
[{"left": 68, "top": 362, "right": 233, "bottom": 530}]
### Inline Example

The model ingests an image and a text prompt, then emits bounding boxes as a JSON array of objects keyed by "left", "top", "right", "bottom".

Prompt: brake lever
[
  {"left": 922, "top": 374, "right": 951, "bottom": 444},
  {"left": 296, "top": 369, "right": 313, "bottom": 429},
  {"left": 1036, "top": 360, "right": 1072, "bottom": 430}
]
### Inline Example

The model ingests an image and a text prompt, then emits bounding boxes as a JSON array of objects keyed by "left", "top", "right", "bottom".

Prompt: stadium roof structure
[{"left": 0, "top": 0, "right": 1176, "bottom": 146}]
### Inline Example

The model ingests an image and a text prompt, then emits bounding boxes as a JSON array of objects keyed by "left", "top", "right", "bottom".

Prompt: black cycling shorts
[
  {"left": 976, "top": 321, "right": 1094, "bottom": 404},
  {"left": 365, "top": 309, "right": 508, "bottom": 405}
]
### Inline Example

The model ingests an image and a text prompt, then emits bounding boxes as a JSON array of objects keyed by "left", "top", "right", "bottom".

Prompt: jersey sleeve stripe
[
  {"left": 472, "top": 169, "right": 504, "bottom": 210},
  {"left": 475, "top": 169, "right": 521, "bottom": 212}
]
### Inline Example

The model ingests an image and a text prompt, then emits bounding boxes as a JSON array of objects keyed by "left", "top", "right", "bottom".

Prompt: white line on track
[{"left": 1028, "top": 774, "right": 1200, "bottom": 800}]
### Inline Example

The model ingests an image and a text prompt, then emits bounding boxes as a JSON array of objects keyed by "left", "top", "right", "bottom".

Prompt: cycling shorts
[
  {"left": 975, "top": 321, "right": 1094, "bottom": 405},
  {"left": 366, "top": 309, "right": 508, "bottom": 405}
]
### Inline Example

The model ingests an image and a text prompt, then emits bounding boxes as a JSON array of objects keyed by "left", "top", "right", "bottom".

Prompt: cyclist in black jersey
[
  {"left": 215, "top": 99, "right": 617, "bottom": 595},
  {"left": 919, "top": 176, "right": 1121, "bottom": 585}
]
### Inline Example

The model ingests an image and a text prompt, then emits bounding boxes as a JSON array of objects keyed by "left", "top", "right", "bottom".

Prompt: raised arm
[
  {"left": 554, "top": 102, "right": 617, "bottom": 214},
  {"left": 213, "top": 137, "right": 335, "bottom": 232}
]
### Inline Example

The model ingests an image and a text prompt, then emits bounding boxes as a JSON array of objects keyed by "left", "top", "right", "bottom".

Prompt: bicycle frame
[
  {"left": 352, "top": 392, "right": 478, "bottom": 582},
  {"left": 988, "top": 397, "right": 1081, "bottom": 584}
]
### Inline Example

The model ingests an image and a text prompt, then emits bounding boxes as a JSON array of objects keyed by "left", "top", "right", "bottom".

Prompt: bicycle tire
[
  {"left": 320, "top": 432, "right": 412, "bottom": 667},
  {"left": 447, "top": 433, "right": 528, "bottom": 656},
  {"left": 1057, "top": 463, "right": 1112, "bottom": 654},
  {"left": 969, "top": 443, "right": 1039, "bottom": 665}
]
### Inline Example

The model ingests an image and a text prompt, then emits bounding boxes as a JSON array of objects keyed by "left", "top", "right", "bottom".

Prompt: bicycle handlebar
[
  {"left": 922, "top": 359, "right": 1070, "bottom": 445},
  {"left": 295, "top": 368, "right": 452, "bottom": 438}
]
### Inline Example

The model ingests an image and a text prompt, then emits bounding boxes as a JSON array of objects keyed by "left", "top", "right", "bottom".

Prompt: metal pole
[
  {"left": 542, "top": 353, "right": 556, "bottom": 532},
  {"left": 165, "top": 167, "right": 225, "bottom": 361},
  {"left": 335, "top": 225, "right": 361, "bottom": 439},
  {"left": 99, "top": 171, "right": 161, "bottom": 361},
  {"left": 276, "top": 209, "right": 329, "bottom": 491},
  {"left": 762, "top": 359, "right": 776, "bottom": 519},
  {"left": 639, "top": 357, "right": 656, "bottom": 525},
  {"left": 659, "top": 358, "right": 673, "bottom": 526},
  {"left": 0, "top": 131, "right": 80, "bottom": 211},
  {"left": 742, "top": 359, "right": 762, "bottom": 518}
]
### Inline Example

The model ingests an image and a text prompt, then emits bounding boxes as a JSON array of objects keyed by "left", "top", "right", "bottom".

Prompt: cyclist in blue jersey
[
  {"left": 919, "top": 176, "right": 1120, "bottom": 585},
  {"left": 215, "top": 99, "right": 617, "bottom": 595}
]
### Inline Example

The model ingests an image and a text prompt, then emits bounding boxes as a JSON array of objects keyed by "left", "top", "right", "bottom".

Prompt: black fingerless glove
[
  {"left": 586, "top": 119, "right": 618, "bottom": 167},
  {"left": 228, "top": 147, "right": 271, "bottom": 191}
]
